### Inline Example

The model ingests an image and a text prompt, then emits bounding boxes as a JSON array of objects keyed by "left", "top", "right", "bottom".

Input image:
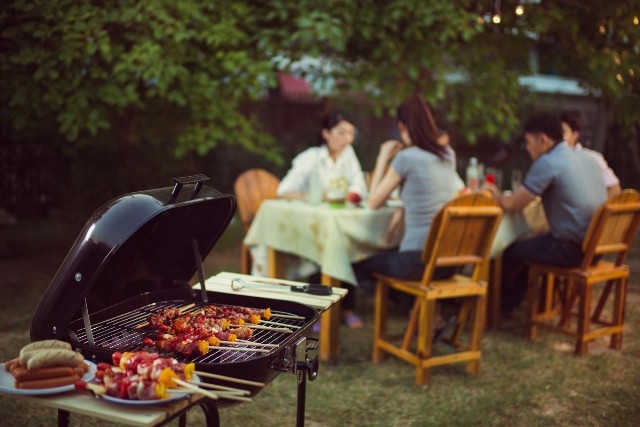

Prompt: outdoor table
[
  {"left": 243, "top": 199, "right": 401, "bottom": 363},
  {"left": 0, "top": 389, "right": 217, "bottom": 427}
]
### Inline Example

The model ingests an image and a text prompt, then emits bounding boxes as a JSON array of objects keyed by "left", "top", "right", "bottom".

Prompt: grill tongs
[{"left": 230, "top": 278, "right": 333, "bottom": 295}]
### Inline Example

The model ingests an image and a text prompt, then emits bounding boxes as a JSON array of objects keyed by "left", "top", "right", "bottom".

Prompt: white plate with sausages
[
  {"left": 0, "top": 361, "right": 96, "bottom": 396},
  {"left": 97, "top": 374, "right": 201, "bottom": 406}
]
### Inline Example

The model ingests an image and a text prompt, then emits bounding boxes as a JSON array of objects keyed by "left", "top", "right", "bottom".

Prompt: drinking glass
[{"left": 510, "top": 169, "right": 522, "bottom": 191}]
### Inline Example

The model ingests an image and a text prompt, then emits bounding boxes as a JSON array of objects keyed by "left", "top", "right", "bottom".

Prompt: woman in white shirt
[
  {"left": 276, "top": 111, "right": 367, "bottom": 200},
  {"left": 277, "top": 111, "right": 367, "bottom": 329}
]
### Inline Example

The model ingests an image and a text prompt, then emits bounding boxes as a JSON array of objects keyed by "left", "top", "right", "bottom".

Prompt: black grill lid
[{"left": 31, "top": 175, "right": 236, "bottom": 341}]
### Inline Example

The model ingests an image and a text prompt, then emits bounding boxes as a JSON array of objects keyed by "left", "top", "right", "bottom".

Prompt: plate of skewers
[
  {"left": 77, "top": 351, "right": 257, "bottom": 406},
  {"left": 0, "top": 339, "right": 96, "bottom": 396}
]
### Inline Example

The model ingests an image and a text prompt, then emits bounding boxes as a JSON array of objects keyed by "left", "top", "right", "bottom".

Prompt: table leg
[
  {"left": 320, "top": 274, "right": 341, "bottom": 363},
  {"left": 267, "top": 247, "right": 285, "bottom": 279},
  {"left": 485, "top": 257, "right": 502, "bottom": 329}
]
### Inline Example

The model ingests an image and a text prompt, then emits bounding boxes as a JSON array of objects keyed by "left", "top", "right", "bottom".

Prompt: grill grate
[{"left": 72, "top": 300, "right": 307, "bottom": 364}]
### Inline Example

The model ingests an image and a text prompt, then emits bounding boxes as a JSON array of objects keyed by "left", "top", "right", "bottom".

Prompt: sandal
[{"left": 342, "top": 313, "right": 364, "bottom": 329}]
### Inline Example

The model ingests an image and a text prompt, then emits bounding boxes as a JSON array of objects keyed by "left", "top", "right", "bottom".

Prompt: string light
[
  {"left": 599, "top": 23, "right": 606, "bottom": 34},
  {"left": 492, "top": 0, "right": 502, "bottom": 24},
  {"left": 616, "top": 73, "right": 624, "bottom": 84},
  {"left": 515, "top": 1, "right": 524, "bottom": 16},
  {"left": 634, "top": 16, "right": 639, "bottom": 25}
]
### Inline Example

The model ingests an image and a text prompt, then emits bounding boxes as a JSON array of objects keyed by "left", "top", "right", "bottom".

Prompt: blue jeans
[
  {"left": 500, "top": 234, "right": 585, "bottom": 312},
  {"left": 353, "top": 250, "right": 457, "bottom": 309}
]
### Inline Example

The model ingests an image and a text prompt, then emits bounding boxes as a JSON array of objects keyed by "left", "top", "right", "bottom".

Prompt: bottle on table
[{"left": 466, "top": 157, "right": 480, "bottom": 192}]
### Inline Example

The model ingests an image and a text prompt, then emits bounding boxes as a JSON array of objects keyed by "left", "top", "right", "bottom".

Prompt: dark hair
[
  {"left": 318, "top": 110, "right": 354, "bottom": 145},
  {"left": 396, "top": 94, "right": 447, "bottom": 159},
  {"left": 523, "top": 113, "right": 564, "bottom": 144},
  {"left": 559, "top": 111, "right": 581, "bottom": 133}
]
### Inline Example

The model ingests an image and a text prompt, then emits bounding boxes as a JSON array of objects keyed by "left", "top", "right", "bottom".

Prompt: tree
[{"left": 1, "top": 0, "right": 638, "bottom": 166}]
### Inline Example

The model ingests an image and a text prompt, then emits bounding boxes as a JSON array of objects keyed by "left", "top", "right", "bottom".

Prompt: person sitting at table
[
  {"left": 482, "top": 113, "right": 607, "bottom": 316},
  {"left": 276, "top": 110, "right": 367, "bottom": 329},
  {"left": 353, "top": 94, "right": 465, "bottom": 330},
  {"left": 560, "top": 111, "right": 621, "bottom": 199},
  {"left": 276, "top": 110, "right": 367, "bottom": 201}
]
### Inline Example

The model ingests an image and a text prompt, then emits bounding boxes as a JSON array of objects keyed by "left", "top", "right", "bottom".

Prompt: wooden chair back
[
  {"left": 234, "top": 168, "right": 280, "bottom": 232},
  {"left": 580, "top": 189, "right": 640, "bottom": 269},
  {"left": 420, "top": 192, "right": 503, "bottom": 285}
]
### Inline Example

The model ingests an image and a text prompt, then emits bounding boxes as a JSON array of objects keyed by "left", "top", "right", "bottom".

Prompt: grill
[{"left": 29, "top": 175, "right": 321, "bottom": 426}]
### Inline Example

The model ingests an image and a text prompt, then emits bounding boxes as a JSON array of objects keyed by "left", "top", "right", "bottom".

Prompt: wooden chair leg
[
  {"left": 559, "top": 279, "right": 578, "bottom": 328},
  {"left": 402, "top": 300, "right": 420, "bottom": 351},
  {"left": 526, "top": 268, "right": 541, "bottom": 339},
  {"left": 592, "top": 280, "right": 614, "bottom": 323},
  {"left": 575, "top": 281, "right": 591, "bottom": 356},
  {"left": 372, "top": 280, "right": 389, "bottom": 363},
  {"left": 416, "top": 299, "right": 435, "bottom": 386},
  {"left": 449, "top": 301, "right": 470, "bottom": 347},
  {"left": 466, "top": 294, "right": 485, "bottom": 375},
  {"left": 610, "top": 278, "right": 627, "bottom": 350}
]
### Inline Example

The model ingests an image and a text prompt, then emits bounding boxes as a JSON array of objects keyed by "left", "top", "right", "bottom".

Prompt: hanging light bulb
[
  {"left": 492, "top": 0, "right": 502, "bottom": 24},
  {"left": 515, "top": 2, "right": 524, "bottom": 16},
  {"left": 633, "top": 16, "right": 639, "bottom": 25}
]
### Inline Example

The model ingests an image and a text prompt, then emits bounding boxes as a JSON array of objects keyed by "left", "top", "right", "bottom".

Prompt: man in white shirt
[{"left": 560, "top": 112, "right": 621, "bottom": 199}]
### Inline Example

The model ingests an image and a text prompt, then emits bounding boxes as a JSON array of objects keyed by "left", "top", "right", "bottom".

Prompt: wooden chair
[
  {"left": 525, "top": 189, "right": 640, "bottom": 355},
  {"left": 233, "top": 169, "right": 280, "bottom": 274},
  {"left": 372, "top": 193, "right": 503, "bottom": 386}
]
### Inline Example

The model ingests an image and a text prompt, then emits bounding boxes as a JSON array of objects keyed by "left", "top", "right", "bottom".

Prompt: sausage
[
  {"left": 4, "top": 358, "right": 20, "bottom": 372},
  {"left": 19, "top": 340, "right": 72, "bottom": 358},
  {"left": 12, "top": 365, "right": 85, "bottom": 382},
  {"left": 23, "top": 349, "right": 85, "bottom": 370},
  {"left": 16, "top": 374, "right": 80, "bottom": 389}
]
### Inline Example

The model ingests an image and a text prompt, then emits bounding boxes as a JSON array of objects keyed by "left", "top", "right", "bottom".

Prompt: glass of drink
[{"left": 511, "top": 169, "right": 522, "bottom": 191}]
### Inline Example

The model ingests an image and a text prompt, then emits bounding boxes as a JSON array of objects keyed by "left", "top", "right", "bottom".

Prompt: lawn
[{"left": 0, "top": 214, "right": 639, "bottom": 426}]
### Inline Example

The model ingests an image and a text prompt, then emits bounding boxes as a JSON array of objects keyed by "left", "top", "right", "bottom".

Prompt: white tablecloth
[{"left": 244, "top": 200, "right": 401, "bottom": 285}]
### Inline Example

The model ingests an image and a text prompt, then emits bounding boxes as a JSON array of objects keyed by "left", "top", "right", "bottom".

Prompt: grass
[{"left": 1, "top": 214, "right": 639, "bottom": 426}]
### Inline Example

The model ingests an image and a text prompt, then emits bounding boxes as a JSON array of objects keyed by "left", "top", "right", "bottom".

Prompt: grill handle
[{"left": 167, "top": 174, "right": 210, "bottom": 205}]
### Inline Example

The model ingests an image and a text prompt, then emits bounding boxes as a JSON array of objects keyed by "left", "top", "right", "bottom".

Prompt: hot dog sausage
[
  {"left": 12, "top": 366, "right": 81, "bottom": 382},
  {"left": 19, "top": 340, "right": 72, "bottom": 358},
  {"left": 23, "top": 349, "right": 84, "bottom": 370},
  {"left": 16, "top": 374, "right": 80, "bottom": 389},
  {"left": 4, "top": 358, "right": 20, "bottom": 372}
]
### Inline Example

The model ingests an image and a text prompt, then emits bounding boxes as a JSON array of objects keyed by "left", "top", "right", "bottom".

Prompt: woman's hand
[{"left": 377, "top": 140, "right": 404, "bottom": 165}]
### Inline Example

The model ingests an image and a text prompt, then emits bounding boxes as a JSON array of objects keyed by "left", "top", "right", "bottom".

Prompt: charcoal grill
[{"left": 30, "top": 175, "right": 321, "bottom": 427}]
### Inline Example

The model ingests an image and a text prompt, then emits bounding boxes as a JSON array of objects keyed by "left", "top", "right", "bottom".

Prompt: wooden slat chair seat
[
  {"left": 525, "top": 189, "right": 640, "bottom": 355},
  {"left": 372, "top": 193, "right": 503, "bottom": 386},
  {"left": 233, "top": 169, "right": 280, "bottom": 274}
]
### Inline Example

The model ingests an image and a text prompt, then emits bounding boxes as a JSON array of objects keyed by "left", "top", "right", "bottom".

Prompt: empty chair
[
  {"left": 234, "top": 169, "right": 280, "bottom": 274},
  {"left": 372, "top": 193, "right": 503, "bottom": 386},
  {"left": 525, "top": 189, "right": 640, "bottom": 355}
]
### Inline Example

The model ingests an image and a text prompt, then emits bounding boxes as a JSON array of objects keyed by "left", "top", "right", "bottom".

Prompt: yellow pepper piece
[
  {"left": 208, "top": 336, "right": 221, "bottom": 346},
  {"left": 237, "top": 318, "right": 245, "bottom": 325},
  {"left": 155, "top": 382, "right": 168, "bottom": 399},
  {"left": 228, "top": 333, "right": 237, "bottom": 342},
  {"left": 158, "top": 367, "right": 179, "bottom": 389},
  {"left": 263, "top": 308, "right": 271, "bottom": 320},
  {"left": 184, "top": 363, "right": 195, "bottom": 381},
  {"left": 197, "top": 340, "right": 209, "bottom": 355},
  {"left": 250, "top": 314, "right": 260, "bottom": 324}
]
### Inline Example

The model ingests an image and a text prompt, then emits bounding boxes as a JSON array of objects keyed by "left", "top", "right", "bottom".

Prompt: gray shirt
[
  {"left": 392, "top": 146, "right": 464, "bottom": 252},
  {"left": 523, "top": 142, "right": 607, "bottom": 244}
]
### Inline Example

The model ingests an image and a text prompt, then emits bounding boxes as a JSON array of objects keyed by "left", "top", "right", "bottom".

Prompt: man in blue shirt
[{"left": 483, "top": 114, "right": 607, "bottom": 314}]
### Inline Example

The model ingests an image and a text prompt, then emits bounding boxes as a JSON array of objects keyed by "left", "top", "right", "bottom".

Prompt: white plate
[
  {"left": 98, "top": 374, "right": 200, "bottom": 406},
  {"left": 0, "top": 361, "right": 96, "bottom": 396}
]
